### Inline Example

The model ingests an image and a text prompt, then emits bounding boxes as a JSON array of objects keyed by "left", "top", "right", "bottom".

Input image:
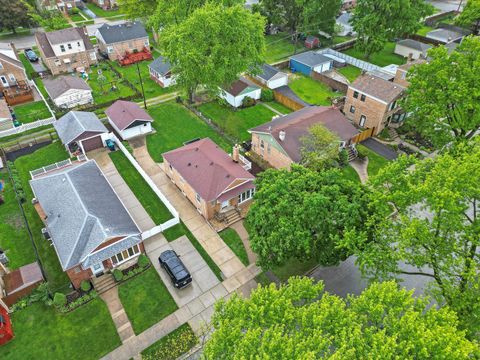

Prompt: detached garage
[
  {"left": 255, "top": 64, "right": 289, "bottom": 89},
  {"left": 54, "top": 111, "right": 109, "bottom": 155},
  {"left": 106, "top": 100, "right": 154, "bottom": 140},
  {"left": 289, "top": 51, "right": 333, "bottom": 76}
]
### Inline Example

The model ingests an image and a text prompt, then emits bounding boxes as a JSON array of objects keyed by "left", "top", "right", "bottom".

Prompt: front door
[
  {"left": 0, "top": 76, "right": 9, "bottom": 87},
  {"left": 221, "top": 200, "right": 230, "bottom": 209},
  {"left": 91, "top": 262, "right": 105, "bottom": 277}
]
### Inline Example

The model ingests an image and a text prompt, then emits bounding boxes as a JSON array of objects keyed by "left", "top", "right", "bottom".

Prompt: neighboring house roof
[
  {"left": 54, "top": 111, "right": 108, "bottom": 145},
  {"left": 148, "top": 56, "right": 172, "bottom": 76},
  {"left": 305, "top": 35, "right": 318, "bottom": 43},
  {"left": 398, "top": 59, "right": 426, "bottom": 72},
  {"left": 97, "top": 22, "right": 148, "bottom": 45},
  {"left": 0, "top": 99, "right": 12, "bottom": 121},
  {"left": 249, "top": 106, "right": 359, "bottom": 163},
  {"left": 0, "top": 42, "right": 21, "bottom": 64},
  {"left": 350, "top": 74, "right": 405, "bottom": 104},
  {"left": 35, "top": 28, "right": 93, "bottom": 58},
  {"left": 223, "top": 79, "right": 260, "bottom": 97},
  {"left": 3, "top": 262, "right": 44, "bottom": 295},
  {"left": 162, "top": 138, "right": 254, "bottom": 202},
  {"left": 426, "top": 28, "right": 465, "bottom": 42},
  {"left": 105, "top": 100, "right": 153, "bottom": 131},
  {"left": 396, "top": 39, "right": 432, "bottom": 53},
  {"left": 30, "top": 160, "right": 141, "bottom": 270},
  {"left": 336, "top": 12, "right": 352, "bottom": 26},
  {"left": 43, "top": 75, "right": 92, "bottom": 99},
  {"left": 256, "top": 63, "right": 286, "bottom": 82},
  {"left": 289, "top": 51, "right": 332, "bottom": 67}
]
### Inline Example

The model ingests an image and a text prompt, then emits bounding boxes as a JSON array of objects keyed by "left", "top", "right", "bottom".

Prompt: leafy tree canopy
[
  {"left": 245, "top": 165, "right": 368, "bottom": 269},
  {"left": 402, "top": 36, "right": 480, "bottom": 147},
  {"left": 456, "top": 0, "right": 480, "bottom": 34},
  {"left": 300, "top": 124, "right": 340, "bottom": 171},
  {"left": 0, "top": 0, "right": 32, "bottom": 33},
  {"left": 341, "top": 141, "right": 480, "bottom": 338},
  {"left": 160, "top": 3, "right": 265, "bottom": 102},
  {"left": 118, "top": 0, "right": 157, "bottom": 22},
  {"left": 352, "top": 0, "right": 433, "bottom": 58},
  {"left": 204, "top": 278, "right": 477, "bottom": 359}
]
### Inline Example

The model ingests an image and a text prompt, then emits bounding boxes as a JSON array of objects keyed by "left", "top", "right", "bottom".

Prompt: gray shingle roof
[
  {"left": 97, "top": 22, "right": 148, "bottom": 45},
  {"left": 290, "top": 51, "right": 332, "bottom": 67},
  {"left": 54, "top": 111, "right": 108, "bottom": 145},
  {"left": 426, "top": 28, "right": 464, "bottom": 42},
  {"left": 35, "top": 28, "right": 94, "bottom": 59},
  {"left": 30, "top": 160, "right": 140, "bottom": 270},
  {"left": 43, "top": 76, "right": 92, "bottom": 100},
  {"left": 256, "top": 64, "right": 283, "bottom": 81},
  {"left": 46, "top": 28, "right": 83, "bottom": 45},
  {"left": 148, "top": 56, "right": 172, "bottom": 75},
  {"left": 397, "top": 39, "right": 432, "bottom": 52}
]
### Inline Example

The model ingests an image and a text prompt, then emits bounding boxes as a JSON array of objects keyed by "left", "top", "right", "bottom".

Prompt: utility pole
[{"left": 136, "top": 62, "right": 147, "bottom": 109}]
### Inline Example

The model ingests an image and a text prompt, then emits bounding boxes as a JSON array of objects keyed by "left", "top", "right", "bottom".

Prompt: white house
[
  {"left": 255, "top": 64, "right": 289, "bottom": 89},
  {"left": 148, "top": 56, "right": 176, "bottom": 88},
  {"left": 394, "top": 39, "right": 432, "bottom": 60},
  {"left": 219, "top": 79, "right": 262, "bottom": 108},
  {"left": 336, "top": 12, "right": 355, "bottom": 37},
  {"left": 43, "top": 76, "right": 93, "bottom": 109},
  {"left": 105, "top": 100, "right": 153, "bottom": 140}
]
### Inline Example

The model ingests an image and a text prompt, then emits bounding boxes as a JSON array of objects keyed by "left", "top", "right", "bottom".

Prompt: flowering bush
[{"left": 142, "top": 324, "right": 197, "bottom": 360}]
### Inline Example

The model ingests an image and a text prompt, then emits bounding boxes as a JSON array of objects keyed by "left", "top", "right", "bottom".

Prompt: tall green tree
[
  {"left": 341, "top": 142, "right": 480, "bottom": 338},
  {"left": 402, "top": 36, "right": 480, "bottom": 147},
  {"left": 160, "top": 3, "right": 265, "bottom": 102},
  {"left": 456, "top": 0, "right": 480, "bottom": 34},
  {"left": 204, "top": 278, "right": 477, "bottom": 359},
  {"left": 351, "top": 0, "right": 433, "bottom": 58},
  {"left": 118, "top": 0, "right": 157, "bottom": 22},
  {"left": 0, "top": 0, "right": 32, "bottom": 33},
  {"left": 300, "top": 124, "right": 340, "bottom": 171},
  {"left": 245, "top": 165, "right": 368, "bottom": 269}
]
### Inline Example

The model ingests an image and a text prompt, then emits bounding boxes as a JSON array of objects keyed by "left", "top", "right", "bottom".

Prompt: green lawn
[
  {"left": 270, "top": 257, "right": 318, "bottom": 282},
  {"left": 34, "top": 78, "right": 49, "bottom": 99},
  {"left": 265, "top": 101, "right": 293, "bottom": 115},
  {"left": 146, "top": 102, "right": 231, "bottom": 162},
  {"left": 343, "top": 42, "right": 406, "bottom": 67},
  {"left": 87, "top": 64, "right": 138, "bottom": 104},
  {"left": 265, "top": 32, "right": 308, "bottom": 64},
  {"left": 289, "top": 75, "right": 340, "bottom": 105},
  {"left": 13, "top": 101, "right": 51, "bottom": 123},
  {"left": 2, "top": 300, "right": 121, "bottom": 360},
  {"left": 18, "top": 53, "right": 35, "bottom": 79},
  {"left": 416, "top": 25, "right": 434, "bottom": 36},
  {"left": 0, "top": 170, "right": 35, "bottom": 269},
  {"left": 69, "top": 13, "right": 86, "bottom": 22},
  {"left": 111, "top": 57, "right": 177, "bottom": 100},
  {"left": 14, "top": 142, "right": 71, "bottom": 290},
  {"left": 219, "top": 228, "right": 249, "bottom": 266},
  {"left": 109, "top": 150, "right": 173, "bottom": 224},
  {"left": 141, "top": 324, "right": 197, "bottom": 359},
  {"left": 163, "top": 222, "right": 223, "bottom": 281},
  {"left": 85, "top": 3, "right": 123, "bottom": 18},
  {"left": 337, "top": 65, "right": 362, "bottom": 83},
  {"left": 198, "top": 102, "right": 276, "bottom": 142},
  {"left": 118, "top": 267, "right": 178, "bottom": 335},
  {"left": 341, "top": 164, "right": 361, "bottom": 183},
  {"left": 357, "top": 144, "right": 390, "bottom": 177}
]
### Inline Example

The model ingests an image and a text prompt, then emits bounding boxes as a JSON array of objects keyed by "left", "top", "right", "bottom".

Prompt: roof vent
[
  {"left": 279, "top": 130, "right": 286, "bottom": 141},
  {"left": 195, "top": 148, "right": 199, "bottom": 151},
  {"left": 226, "top": 174, "right": 231, "bottom": 178},
  {"left": 187, "top": 162, "right": 191, "bottom": 166},
  {"left": 210, "top": 162, "right": 214, "bottom": 166}
]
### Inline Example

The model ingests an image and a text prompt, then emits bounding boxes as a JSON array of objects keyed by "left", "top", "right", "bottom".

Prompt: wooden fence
[
  {"left": 273, "top": 90, "right": 305, "bottom": 111},
  {"left": 311, "top": 71, "right": 348, "bottom": 93},
  {"left": 351, "top": 127, "right": 375, "bottom": 144}
]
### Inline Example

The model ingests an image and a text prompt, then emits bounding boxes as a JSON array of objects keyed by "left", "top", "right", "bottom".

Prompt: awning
[
  {"left": 217, "top": 181, "right": 255, "bottom": 203},
  {"left": 63, "top": 58, "right": 71, "bottom": 64}
]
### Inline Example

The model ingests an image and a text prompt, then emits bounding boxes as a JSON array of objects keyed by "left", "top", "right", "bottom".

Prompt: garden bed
[{"left": 141, "top": 323, "right": 198, "bottom": 360}]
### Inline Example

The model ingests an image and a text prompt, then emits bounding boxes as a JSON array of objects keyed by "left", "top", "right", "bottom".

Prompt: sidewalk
[
  {"left": 229, "top": 221, "right": 257, "bottom": 264},
  {"left": 100, "top": 287, "right": 135, "bottom": 343}
]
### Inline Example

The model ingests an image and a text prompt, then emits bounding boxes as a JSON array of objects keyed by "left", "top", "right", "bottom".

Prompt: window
[
  {"left": 353, "top": 91, "right": 358, "bottom": 99},
  {"left": 401, "top": 71, "right": 406, "bottom": 80},
  {"left": 144, "top": 40, "right": 149, "bottom": 47},
  {"left": 8, "top": 74, "right": 16, "bottom": 82},
  {"left": 107, "top": 46, "right": 113, "bottom": 54},
  {"left": 360, "top": 94, "right": 366, "bottom": 102},
  {"left": 267, "top": 143, "right": 271, "bottom": 154},
  {"left": 359, "top": 115, "right": 367, "bottom": 127},
  {"left": 260, "top": 140, "right": 264, "bottom": 149},
  {"left": 389, "top": 101, "right": 397, "bottom": 111},
  {"left": 60, "top": 45, "right": 65, "bottom": 52},
  {"left": 195, "top": 193, "right": 201, "bottom": 203},
  {"left": 73, "top": 266, "right": 81, "bottom": 274},
  {"left": 111, "top": 244, "right": 140, "bottom": 265},
  {"left": 0, "top": 62, "right": 3, "bottom": 69},
  {"left": 349, "top": 105, "right": 355, "bottom": 114},
  {"left": 67, "top": 43, "right": 72, "bottom": 50},
  {"left": 239, "top": 189, "right": 255, "bottom": 204},
  {"left": 128, "top": 41, "right": 134, "bottom": 49},
  {"left": 77, "top": 41, "right": 81, "bottom": 47}
]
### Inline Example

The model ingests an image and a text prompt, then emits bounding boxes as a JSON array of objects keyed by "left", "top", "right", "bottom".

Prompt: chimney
[
  {"left": 279, "top": 130, "right": 286, "bottom": 141},
  {"left": 407, "top": 52, "right": 413, "bottom": 62},
  {"left": 232, "top": 144, "right": 240, "bottom": 163}
]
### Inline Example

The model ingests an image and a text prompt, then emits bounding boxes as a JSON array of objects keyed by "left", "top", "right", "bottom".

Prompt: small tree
[
  {"left": 53, "top": 292, "right": 67, "bottom": 308},
  {"left": 456, "top": 0, "right": 480, "bottom": 34},
  {"left": 300, "top": 124, "right": 340, "bottom": 171}
]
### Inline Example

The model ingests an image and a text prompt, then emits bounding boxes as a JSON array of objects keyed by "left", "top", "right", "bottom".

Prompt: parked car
[
  {"left": 24, "top": 49, "right": 38, "bottom": 62},
  {"left": 158, "top": 250, "right": 192, "bottom": 289}
]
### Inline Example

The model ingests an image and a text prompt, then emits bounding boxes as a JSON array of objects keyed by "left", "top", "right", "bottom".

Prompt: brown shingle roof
[
  {"left": 350, "top": 74, "right": 405, "bottom": 103},
  {"left": 162, "top": 138, "right": 254, "bottom": 202},
  {"left": 105, "top": 100, "right": 153, "bottom": 131},
  {"left": 249, "top": 106, "right": 359, "bottom": 163},
  {"left": 223, "top": 79, "right": 253, "bottom": 96}
]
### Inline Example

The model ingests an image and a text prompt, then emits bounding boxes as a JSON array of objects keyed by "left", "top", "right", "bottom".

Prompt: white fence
[
  {"left": 30, "top": 158, "right": 72, "bottom": 178},
  {"left": 0, "top": 117, "right": 55, "bottom": 138},
  {"left": 318, "top": 48, "right": 381, "bottom": 72},
  {"left": 114, "top": 135, "right": 180, "bottom": 239}
]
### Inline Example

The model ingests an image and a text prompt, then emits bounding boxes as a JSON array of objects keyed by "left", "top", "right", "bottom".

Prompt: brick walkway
[{"left": 100, "top": 287, "right": 135, "bottom": 343}]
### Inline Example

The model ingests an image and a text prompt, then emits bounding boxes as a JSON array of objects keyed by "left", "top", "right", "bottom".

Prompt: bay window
[
  {"left": 238, "top": 188, "right": 255, "bottom": 204},
  {"left": 111, "top": 244, "right": 140, "bottom": 266}
]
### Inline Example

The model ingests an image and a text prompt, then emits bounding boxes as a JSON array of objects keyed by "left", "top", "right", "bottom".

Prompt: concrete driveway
[{"left": 144, "top": 234, "right": 220, "bottom": 307}]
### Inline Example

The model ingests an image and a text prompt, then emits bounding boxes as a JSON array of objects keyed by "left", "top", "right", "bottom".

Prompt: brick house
[
  {"left": 344, "top": 74, "right": 406, "bottom": 135},
  {"left": 249, "top": 106, "right": 359, "bottom": 169},
  {"left": 30, "top": 160, "right": 143, "bottom": 288},
  {"left": 95, "top": 22, "right": 149, "bottom": 61},
  {"left": 0, "top": 42, "right": 34, "bottom": 105},
  {"left": 163, "top": 138, "right": 255, "bottom": 224},
  {"left": 35, "top": 27, "right": 97, "bottom": 76},
  {"left": 91, "top": 0, "right": 118, "bottom": 10}
]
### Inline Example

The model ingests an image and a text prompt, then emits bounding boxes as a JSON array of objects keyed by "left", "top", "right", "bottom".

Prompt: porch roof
[{"left": 217, "top": 181, "right": 255, "bottom": 203}]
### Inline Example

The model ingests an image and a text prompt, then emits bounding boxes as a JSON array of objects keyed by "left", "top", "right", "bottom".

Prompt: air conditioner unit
[{"left": 32, "top": 197, "right": 38, "bottom": 205}]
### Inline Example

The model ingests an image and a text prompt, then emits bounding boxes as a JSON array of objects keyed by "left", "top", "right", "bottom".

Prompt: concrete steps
[
  {"left": 224, "top": 209, "right": 242, "bottom": 226},
  {"left": 388, "top": 127, "right": 400, "bottom": 140},
  {"left": 347, "top": 147, "right": 358, "bottom": 162},
  {"left": 92, "top": 273, "right": 116, "bottom": 294}
]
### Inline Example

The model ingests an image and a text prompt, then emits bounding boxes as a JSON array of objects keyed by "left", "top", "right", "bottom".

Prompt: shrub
[
  {"left": 137, "top": 254, "right": 150, "bottom": 268},
  {"left": 80, "top": 280, "right": 92, "bottom": 292},
  {"left": 53, "top": 292, "right": 67, "bottom": 308},
  {"left": 113, "top": 269, "right": 124, "bottom": 282},
  {"left": 70, "top": 7, "right": 79, "bottom": 14},
  {"left": 356, "top": 146, "right": 368, "bottom": 160},
  {"left": 338, "top": 149, "right": 348, "bottom": 166},
  {"left": 241, "top": 96, "right": 256, "bottom": 108},
  {"left": 260, "top": 89, "right": 274, "bottom": 102}
]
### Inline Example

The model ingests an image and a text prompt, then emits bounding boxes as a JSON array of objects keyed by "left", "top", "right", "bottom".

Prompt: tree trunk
[{"left": 10, "top": 26, "right": 16, "bottom": 34}]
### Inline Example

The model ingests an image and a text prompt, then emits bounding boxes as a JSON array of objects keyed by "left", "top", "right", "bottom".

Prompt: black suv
[{"left": 158, "top": 250, "right": 192, "bottom": 289}]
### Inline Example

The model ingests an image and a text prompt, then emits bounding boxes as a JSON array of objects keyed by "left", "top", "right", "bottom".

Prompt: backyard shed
[
  {"left": 304, "top": 36, "right": 320, "bottom": 49},
  {"left": 289, "top": 51, "right": 333, "bottom": 76},
  {"left": 43, "top": 76, "right": 93, "bottom": 109},
  {"left": 219, "top": 79, "right": 261, "bottom": 108},
  {"left": 148, "top": 56, "right": 176, "bottom": 88},
  {"left": 394, "top": 39, "right": 432, "bottom": 60},
  {"left": 105, "top": 100, "right": 153, "bottom": 140},
  {"left": 254, "top": 64, "right": 289, "bottom": 89}
]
